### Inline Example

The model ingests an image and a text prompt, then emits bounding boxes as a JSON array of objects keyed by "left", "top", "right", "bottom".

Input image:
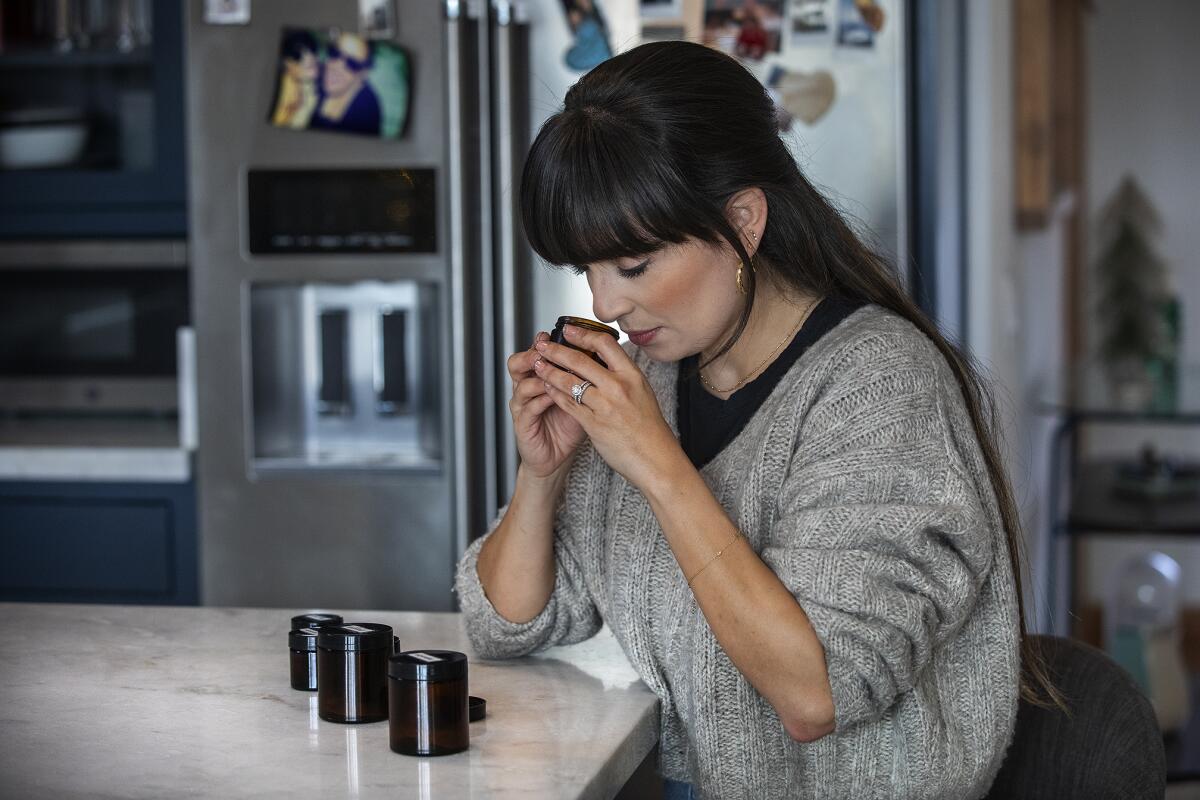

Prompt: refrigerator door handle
[
  {"left": 491, "top": 0, "right": 528, "bottom": 504},
  {"left": 445, "top": 0, "right": 495, "bottom": 561},
  {"left": 445, "top": 2, "right": 469, "bottom": 563}
]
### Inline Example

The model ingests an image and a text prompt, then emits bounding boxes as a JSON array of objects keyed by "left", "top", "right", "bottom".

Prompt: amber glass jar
[
  {"left": 549, "top": 316, "right": 619, "bottom": 368},
  {"left": 388, "top": 650, "right": 469, "bottom": 756},
  {"left": 289, "top": 627, "right": 320, "bottom": 691},
  {"left": 317, "top": 623, "right": 394, "bottom": 723},
  {"left": 288, "top": 613, "right": 343, "bottom": 692}
]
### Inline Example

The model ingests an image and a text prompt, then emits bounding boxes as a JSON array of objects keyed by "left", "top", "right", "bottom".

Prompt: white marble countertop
[
  {"left": 0, "top": 603, "right": 661, "bottom": 799},
  {"left": 0, "top": 417, "right": 190, "bottom": 481},
  {"left": 0, "top": 445, "right": 191, "bottom": 481}
]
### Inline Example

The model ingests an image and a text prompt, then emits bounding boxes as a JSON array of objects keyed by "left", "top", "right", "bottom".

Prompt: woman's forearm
[
  {"left": 475, "top": 463, "right": 570, "bottom": 624},
  {"left": 642, "top": 451, "right": 837, "bottom": 743}
]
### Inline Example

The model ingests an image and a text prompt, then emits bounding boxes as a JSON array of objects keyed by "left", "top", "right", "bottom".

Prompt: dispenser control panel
[{"left": 246, "top": 168, "right": 437, "bottom": 254}]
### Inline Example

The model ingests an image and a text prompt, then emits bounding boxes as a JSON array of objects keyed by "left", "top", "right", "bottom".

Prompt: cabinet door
[
  {"left": 0, "top": 0, "right": 186, "bottom": 237},
  {"left": 0, "top": 480, "right": 197, "bottom": 604}
]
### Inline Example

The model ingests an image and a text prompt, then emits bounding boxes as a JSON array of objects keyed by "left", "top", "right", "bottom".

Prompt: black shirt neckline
[{"left": 676, "top": 293, "right": 866, "bottom": 470}]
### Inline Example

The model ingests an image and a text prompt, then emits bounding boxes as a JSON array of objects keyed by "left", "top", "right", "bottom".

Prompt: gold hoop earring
[{"left": 736, "top": 255, "right": 754, "bottom": 295}]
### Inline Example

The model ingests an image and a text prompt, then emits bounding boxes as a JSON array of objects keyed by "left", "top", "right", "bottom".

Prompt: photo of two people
[
  {"left": 268, "top": 28, "right": 411, "bottom": 139},
  {"left": 702, "top": 0, "right": 785, "bottom": 62}
]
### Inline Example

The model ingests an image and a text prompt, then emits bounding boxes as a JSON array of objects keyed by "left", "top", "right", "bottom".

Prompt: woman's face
[
  {"left": 581, "top": 237, "right": 745, "bottom": 362},
  {"left": 285, "top": 50, "right": 317, "bottom": 83}
]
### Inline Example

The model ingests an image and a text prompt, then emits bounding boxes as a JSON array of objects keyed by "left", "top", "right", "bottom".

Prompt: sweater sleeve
[
  {"left": 759, "top": 344, "right": 998, "bottom": 733},
  {"left": 453, "top": 444, "right": 606, "bottom": 659}
]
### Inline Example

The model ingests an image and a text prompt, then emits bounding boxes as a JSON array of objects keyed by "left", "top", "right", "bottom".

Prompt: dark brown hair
[{"left": 520, "top": 40, "right": 1060, "bottom": 708}]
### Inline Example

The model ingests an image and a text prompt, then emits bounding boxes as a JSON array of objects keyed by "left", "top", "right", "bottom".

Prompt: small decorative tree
[{"left": 1094, "top": 176, "right": 1171, "bottom": 406}]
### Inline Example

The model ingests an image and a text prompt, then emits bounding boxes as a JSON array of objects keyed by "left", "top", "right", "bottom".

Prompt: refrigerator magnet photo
[
  {"left": 268, "top": 28, "right": 411, "bottom": 139},
  {"left": 640, "top": 0, "right": 683, "bottom": 20},
  {"left": 788, "top": 0, "right": 833, "bottom": 46},
  {"left": 641, "top": 24, "right": 686, "bottom": 43},
  {"left": 773, "top": 66, "right": 836, "bottom": 126},
  {"left": 560, "top": 0, "right": 614, "bottom": 71},
  {"left": 359, "top": 0, "right": 397, "bottom": 40},
  {"left": 702, "top": 0, "right": 784, "bottom": 62},
  {"left": 641, "top": 0, "right": 704, "bottom": 42},
  {"left": 204, "top": 0, "right": 250, "bottom": 25},
  {"left": 835, "top": 0, "right": 884, "bottom": 48}
]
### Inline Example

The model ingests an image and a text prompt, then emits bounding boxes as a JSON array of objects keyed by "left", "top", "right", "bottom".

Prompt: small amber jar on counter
[
  {"left": 549, "top": 316, "right": 620, "bottom": 368},
  {"left": 289, "top": 627, "right": 321, "bottom": 691},
  {"left": 317, "top": 623, "right": 394, "bottom": 723},
  {"left": 288, "top": 613, "right": 343, "bottom": 692},
  {"left": 388, "top": 650, "right": 469, "bottom": 756}
]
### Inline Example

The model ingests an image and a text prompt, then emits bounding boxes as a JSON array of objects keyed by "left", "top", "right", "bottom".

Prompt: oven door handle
[{"left": 177, "top": 325, "right": 198, "bottom": 450}]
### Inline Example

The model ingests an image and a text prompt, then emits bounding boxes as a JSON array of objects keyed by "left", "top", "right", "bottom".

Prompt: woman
[
  {"left": 270, "top": 30, "right": 319, "bottom": 129},
  {"left": 454, "top": 41, "right": 1054, "bottom": 799}
]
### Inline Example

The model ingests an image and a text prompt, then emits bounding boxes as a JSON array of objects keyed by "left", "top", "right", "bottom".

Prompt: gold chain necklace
[{"left": 699, "top": 296, "right": 820, "bottom": 395}]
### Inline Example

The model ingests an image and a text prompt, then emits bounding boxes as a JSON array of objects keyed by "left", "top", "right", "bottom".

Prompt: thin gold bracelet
[{"left": 686, "top": 530, "right": 744, "bottom": 587}]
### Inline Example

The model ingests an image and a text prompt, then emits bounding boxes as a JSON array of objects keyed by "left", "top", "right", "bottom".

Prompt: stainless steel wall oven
[{"left": 0, "top": 241, "right": 189, "bottom": 414}]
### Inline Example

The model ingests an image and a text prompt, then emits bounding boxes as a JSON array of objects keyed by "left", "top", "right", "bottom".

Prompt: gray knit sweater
[{"left": 454, "top": 305, "right": 1020, "bottom": 799}]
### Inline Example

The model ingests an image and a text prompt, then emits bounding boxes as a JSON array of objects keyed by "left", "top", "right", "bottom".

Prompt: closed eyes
[{"left": 568, "top": 259, "right": 650, "bottom": 279}]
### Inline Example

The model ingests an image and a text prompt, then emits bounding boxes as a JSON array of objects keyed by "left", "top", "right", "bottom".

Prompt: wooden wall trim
[{"left": 1015, "top": 0, "right": 1054, "bottom": 229}]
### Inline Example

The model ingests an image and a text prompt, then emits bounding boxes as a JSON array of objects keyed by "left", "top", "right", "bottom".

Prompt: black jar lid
[
  {"left": 389, "top": 649, "right": 468, "bottom": 681},
  {"left": 469, "top": 695, "right": 486, "bottom": 722},
  {"left": 552, "top": 316, "right": 619, "bottom": 341},
  {"left": 289, "top": 627, "right": 320, "bottom": 651},
  {"left": 291, "top": 612, "right": 343, "bottom": 629},
  {"left": 317, "top": 622, "right": 394, "bottom": 652}
]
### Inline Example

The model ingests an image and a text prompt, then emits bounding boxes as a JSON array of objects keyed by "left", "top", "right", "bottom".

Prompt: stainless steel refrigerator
[{"left": 186, "top": 0, "right": 594, "bottom": 610}]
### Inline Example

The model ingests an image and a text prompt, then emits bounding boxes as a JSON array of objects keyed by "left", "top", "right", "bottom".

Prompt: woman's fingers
[
  {"left": 506, "top": 332, "right": 550, "bottom": 382},
  {"left": 562, "top": 324, "right": 631, "bottom": 373},
  {"left": 534, "top": 338, "right": 608, "bottom": 388},
  {"left": 514, "top": 391, "right": 556, "bottom": 430},
  {"left": 509, "top": 375, "right": 548, "bottom": 414},
  {"left": 514, "top": 374, "right": 548, "bottom": 399},
  {"left": 534, "top": 356, "right": 604, "bottom": 415}
]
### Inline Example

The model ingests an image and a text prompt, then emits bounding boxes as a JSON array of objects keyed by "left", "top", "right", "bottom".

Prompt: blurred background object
[
  {"left": 0, "top": 106, "right": 88, "bottom": 169},
  {"left": 1106, "top": 551, "right": 1191, "bottom": 733}
]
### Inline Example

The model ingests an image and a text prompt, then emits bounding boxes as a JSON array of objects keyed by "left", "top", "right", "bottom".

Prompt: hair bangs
[{"left": 521, "top": 109, "right": 717, "bottom": 271}]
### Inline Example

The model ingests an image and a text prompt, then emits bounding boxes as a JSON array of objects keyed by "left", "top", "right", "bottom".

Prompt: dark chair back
[{"left": 984, "top": 634, "right": 1166, "bottom": 799}]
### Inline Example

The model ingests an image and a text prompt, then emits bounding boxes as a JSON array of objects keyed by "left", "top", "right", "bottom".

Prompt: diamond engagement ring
[{"left": 571, "top": 380, "right": 592, "bottom": 405}]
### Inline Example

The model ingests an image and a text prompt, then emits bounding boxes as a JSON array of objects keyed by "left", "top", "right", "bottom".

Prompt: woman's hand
[
  {"left": 533, "top": 324, "right": 680, "bottom": 490},
  {"left": 508, "top": 331, "right": 588, "bottom": 478}
]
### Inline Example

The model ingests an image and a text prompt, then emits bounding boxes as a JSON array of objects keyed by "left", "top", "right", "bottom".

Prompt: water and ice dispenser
[{"left": 249, "top": 280, "right": 441, "bottom": 471}]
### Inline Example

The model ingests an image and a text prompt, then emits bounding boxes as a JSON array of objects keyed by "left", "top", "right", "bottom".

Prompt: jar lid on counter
[
  {"left": 389, "top": 650, "right": 468, "bottom": 681},
  {"left": 317, "top": 622, "right": 394, "bottom": 652},
  {"left": 469, "top": 695, "right": 486, "bottom": 722},
  {"left": 291, "top": 612, "right": 343, "bottom": 629},
  {"left": 289, "top": 627, "right": 320, "bottom": 651}
]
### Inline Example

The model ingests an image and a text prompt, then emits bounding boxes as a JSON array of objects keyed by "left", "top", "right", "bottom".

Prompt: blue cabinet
[
  {"left": 0, "top": 479, "right": 198, "bottom": 605},
  {"left": 0, "top": 0, "right": 187, "bottom": 238}
]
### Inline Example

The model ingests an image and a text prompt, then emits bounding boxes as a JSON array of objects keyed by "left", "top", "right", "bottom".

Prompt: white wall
[
  {"left": 1015, "top": 199, "right": 1073, "bottom": 633},
  {"left": 964, "top": 0, "right": 1064, "bottom": 630},
  {"left": 1080, "top": 0, "right": 1200, "bottom": 607}
]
